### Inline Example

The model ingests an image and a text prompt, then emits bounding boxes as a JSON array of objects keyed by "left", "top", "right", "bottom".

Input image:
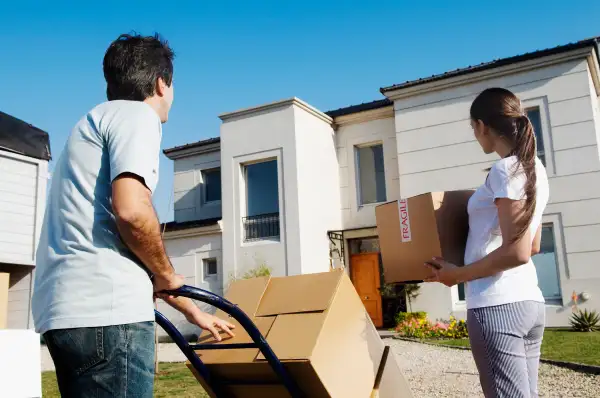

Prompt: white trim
[
  {"left": 164, "top": 141, "right": 220, "bottom": 160},
  {"left": 333, "top": 106, "right": 394, "bottom": 128},
  {"left": 0, "top": 149, "right": 48, "bottom": 167},
  {"left": 383, "top": 47, "right": 595, "bottom": 100},
  {"left": 219, "top": 97, "right": 333, "bottom": 125},
  {"left": 522, "top": 96, "right": 556, "bottom": 176},
  {"left": 200, "top": 167, "right": 222, "bottom": 206},
  {"left": 540, "top": 213, "right": 567, "bottom": 304},
  {"left": 354, "top": 142, "right": 387, "bottom": 207},
  {"left": 586, "top": 48, "right": 600, "bottom": 97},
  {"left": 234, "top": 149, "right": 285, "bottom": 245},
  {"left": 163, "top": 223, "right": 222, "bottom": 239}
]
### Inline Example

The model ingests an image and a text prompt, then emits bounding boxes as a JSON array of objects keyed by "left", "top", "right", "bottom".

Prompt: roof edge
[
  {"left": 219, "top": 97, "right": 332, "bottom": 124},
  {"left": 381, "top": 36, "right": 600, "bottom": 95},
  {"left": 163, "top": 137, "right": 220, "bottom": 159},
  {"left": 325, "top": 98, "right": 392, "bottom": 118}
]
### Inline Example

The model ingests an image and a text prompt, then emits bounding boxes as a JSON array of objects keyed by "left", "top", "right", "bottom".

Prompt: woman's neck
[{"left": 495, "top": 140, "right": 515, "bottom": 159}]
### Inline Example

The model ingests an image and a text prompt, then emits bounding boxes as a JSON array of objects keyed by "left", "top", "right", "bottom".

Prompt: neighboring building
[
  {"left": 0, "top": 111, "right": 50, "bottom": 329},
  {"left": 161, "top": 36, "right": 600, "bottom": 335}
]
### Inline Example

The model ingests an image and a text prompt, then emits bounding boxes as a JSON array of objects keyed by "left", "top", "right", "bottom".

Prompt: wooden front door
[{"left": 350, "top": 253, "right": 383, "bottom": 328}]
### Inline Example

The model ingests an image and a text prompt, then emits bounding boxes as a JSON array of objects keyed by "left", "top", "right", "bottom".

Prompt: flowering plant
[{"left": 395, "top": 315, "right": 468, "bottom": 339}]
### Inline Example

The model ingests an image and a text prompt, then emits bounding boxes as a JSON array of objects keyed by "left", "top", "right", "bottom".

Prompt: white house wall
[
  {"left": 220, "top": 104, "right": 299, "bottom": 283},
  {"left": 335, "top": 116, "right": 399, "bottom": 230},
  {"left": 293, "top": 106, "right": 341, "bottom": 274},
  {"left": 392, "top": 57, "right": 600, "bottom": 326},
  {"left": 160, "top": 232, "right": 223, "bottom": 338},
  {"left": 172, "top": 151, "right": 221, "bottom": 223},
  {"left": 0, "top": 150, "right": 47, "bottom": 330},
  {"left": 0, "top": 152, "right": 47, "bottom": 266}
]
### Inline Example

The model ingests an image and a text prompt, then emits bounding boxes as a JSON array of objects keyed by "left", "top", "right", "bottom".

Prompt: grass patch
[
  {"left": 426, "top": 329, "right": 600, "bottom": 366},
  {"left": 42, "top": 363, "right": 208, "bottom": 398}
]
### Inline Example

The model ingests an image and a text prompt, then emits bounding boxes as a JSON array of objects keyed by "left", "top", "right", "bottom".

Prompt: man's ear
[{"left": 155, "top": 77, "right": 166, "bottom": 97}]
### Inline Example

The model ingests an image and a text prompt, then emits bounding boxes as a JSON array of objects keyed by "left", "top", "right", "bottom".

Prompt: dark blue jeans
[{"left": 44, "top": 321, "right": 155, "bottom": 397}]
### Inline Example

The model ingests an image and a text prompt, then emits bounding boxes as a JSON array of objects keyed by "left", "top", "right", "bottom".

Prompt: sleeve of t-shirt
[
  {"left": 105, "top": 106, "right": 162, "bottom": 194},
  {"left": 488, "top": 158, "right": 526, "bottom": 201}
]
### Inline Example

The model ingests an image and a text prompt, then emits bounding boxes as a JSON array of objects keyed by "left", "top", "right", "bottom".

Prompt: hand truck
[{"left": 154, "top": 285, "right": 305, "bottom": 398}]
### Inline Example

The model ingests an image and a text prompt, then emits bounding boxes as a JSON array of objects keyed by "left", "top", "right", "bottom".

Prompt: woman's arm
[
  {"left": 455, "top": 197, "right": 533, "bottom": 283},
  {"left": 531, "top": 225, "right": 542, "bottom": 255}
]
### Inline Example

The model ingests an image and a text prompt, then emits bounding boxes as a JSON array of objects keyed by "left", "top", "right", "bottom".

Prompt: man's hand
[
  {"left": 185, "top": 311, "right": 236, "bottom": 342},
  {"left": 424, "top": 257, "right": 461, "bottom": 287},
  {"left": 157, "top": 294, "right": 236, "bottom": 342},
  {"left": 153, "top": 273, "right": 185, "bottom": 293}
]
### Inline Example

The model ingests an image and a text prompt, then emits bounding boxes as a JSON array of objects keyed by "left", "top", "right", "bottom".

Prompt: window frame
[
  {"left": 237, "top": 153, "right": 283, "bottom": 246},
  {"left": 522, "top": 97, "right": 555, "bottom": 176},
  {"left": 201, "top": 167, "right": 222, "bottom": 206},
  {"left": 452, "top": 213, "right": 567, "bottom": 309},
  {"left": 354, "top": 142, "right": 387, "bottom": 207},
  {"left": 203, "top": 257, "right": 218, "bottom": 279}
]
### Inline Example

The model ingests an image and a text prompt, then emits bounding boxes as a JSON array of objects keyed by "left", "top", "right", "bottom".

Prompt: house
[
  {"left": 160, "top": 36, "right": 600, "bottom": 336},
  {"left": 0, "top": 111, "right": 50, "bottom": 329}
]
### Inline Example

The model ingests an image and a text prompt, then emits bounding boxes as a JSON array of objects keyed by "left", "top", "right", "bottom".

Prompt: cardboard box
[
  {"left": 0, "top": 272, "right": 9, "bottom": 329},
  {"left": 375, "top": 191, "right": 473, "bottom": 283},
  {"left": 189, "top": 270, "right": 412, "bottom": 397}
]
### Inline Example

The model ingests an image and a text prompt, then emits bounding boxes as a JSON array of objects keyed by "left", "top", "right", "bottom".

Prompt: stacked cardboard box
[
  {"left": 375, "top": 191, "right": 474, "bottom": 283},
  {"left": 189, "top": 269, "right": 413, "bottom": 397}
]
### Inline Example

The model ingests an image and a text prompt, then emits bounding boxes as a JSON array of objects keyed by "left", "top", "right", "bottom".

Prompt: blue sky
[{"left": 2, "top": 1, "right": 599, "bottom": 222}]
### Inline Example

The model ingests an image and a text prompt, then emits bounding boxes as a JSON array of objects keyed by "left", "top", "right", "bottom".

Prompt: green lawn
[
  {"left": 427, "top": 329, "right": 600, "bottom": 366},
  {"left": 42, "top": 363, "right": 208, "bottom": 398}
]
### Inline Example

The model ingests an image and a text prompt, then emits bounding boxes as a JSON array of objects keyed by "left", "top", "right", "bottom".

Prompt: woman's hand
[
  {"left": 186, "top": 311, "right": 236, "bottom": 342},
  {"left": 424, "top": 257, "right": 462, "bottom": 287}
]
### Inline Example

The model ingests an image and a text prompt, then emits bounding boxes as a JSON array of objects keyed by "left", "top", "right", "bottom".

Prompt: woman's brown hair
[{"left": 470, "top": 87, "right": 537, "bottom": 242}]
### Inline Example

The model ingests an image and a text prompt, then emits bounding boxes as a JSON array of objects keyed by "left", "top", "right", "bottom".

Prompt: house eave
[
  {"left": 162, "top": 220, "right": 222, "bottom": 239},
  {"left": 163, "top": 141, "right": 221, "bottom": 160},
  {"left": 333, "top": 105, "right": 394, "bottom": 128},
  {"left": 219, "top": 97, "right": 333, "bottom": 125},
  {"left": 382, "top": 47, "right": 595, "bottom": 101}
]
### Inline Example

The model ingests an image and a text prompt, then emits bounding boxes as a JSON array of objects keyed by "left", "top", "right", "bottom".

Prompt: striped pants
[{"left": 467, "top": 300, "right": 545, "bottom": 398}]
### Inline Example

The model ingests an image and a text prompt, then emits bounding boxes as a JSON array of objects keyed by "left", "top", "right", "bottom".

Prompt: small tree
[
  {"left": 403, "top": 283, "right": 421, "bottom": 313},
  {"left": 226, "top": 263, "right": 272, "bottom": 292}
]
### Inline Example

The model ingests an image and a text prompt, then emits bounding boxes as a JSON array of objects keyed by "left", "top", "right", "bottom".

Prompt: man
[{"left": 32, "top": 33, "right": 235, "bottom": 397}]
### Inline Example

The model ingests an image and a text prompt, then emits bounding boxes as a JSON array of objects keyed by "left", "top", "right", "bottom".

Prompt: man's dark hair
[{"left": 103, "top": 33, "right": 175, "bottom": 101}]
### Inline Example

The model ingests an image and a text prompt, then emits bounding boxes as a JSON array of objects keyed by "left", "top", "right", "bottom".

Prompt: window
[
  {"left": 533, "top": 224, "right": 561, "bottom": 300},
  {"left": 456, "top": 223, "right": 561, "bottom": 302},
  {"left": 458, "top": 282, "right": 466, "bottom": 302},
  {"left": 356, "top": 144, "right": 387, "bottom": 205},
  {"left": 202, "top": 168, "right": 221, "bottom": 203},
  {"left": 349, "top": 238, "right": 380, "bottom": 255},
  {"left": 243, "top": 159, "right": 280, "bottom": 241},
  {"left": 526, "top": 108, "right": 546, "bottom": 166},
  {"left": 203, "top": 258, "right": 218, "bottom": 277}
]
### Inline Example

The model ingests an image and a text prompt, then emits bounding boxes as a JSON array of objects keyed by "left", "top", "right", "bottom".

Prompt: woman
[{"left": 426, "top": 87, "right": 550, "bottom": 398}]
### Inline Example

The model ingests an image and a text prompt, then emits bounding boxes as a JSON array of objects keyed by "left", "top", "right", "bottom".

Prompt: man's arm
[
  {"left": 112, "top": 173, "right": 182, "bottom": 291},
  {"left": 112, "top": 173, "right": 235, "bottom": 340}
]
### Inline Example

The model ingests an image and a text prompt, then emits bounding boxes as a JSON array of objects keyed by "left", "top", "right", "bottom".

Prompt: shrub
[
  {"left": 395, "top": 311, "right": 427, "bottom": 325},
  {"left": 570, "top": 308, "right": 600, "bottom": 332},
  {"left": 395, "top": 316, "right": 468, "bottom": 339}
]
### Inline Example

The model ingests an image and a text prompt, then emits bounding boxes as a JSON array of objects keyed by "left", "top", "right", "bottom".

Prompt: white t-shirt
[
  {"left": 32, "top": 100, "right": 162, "bottom": 334},
  {"left": 464, "top": 156, "right": 549, "bottom": 310}
]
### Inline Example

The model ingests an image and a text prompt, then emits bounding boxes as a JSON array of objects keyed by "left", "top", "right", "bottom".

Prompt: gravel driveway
[
  {"left": 42, "top": 339, "right": 599, "bottom": 397},
  {"left": 390, "top": 339, "right": 600, "bottom": 397}
]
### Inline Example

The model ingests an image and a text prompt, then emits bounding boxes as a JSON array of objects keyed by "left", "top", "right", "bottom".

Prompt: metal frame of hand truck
[{"left": 154, "top": 284, "right": 305, "bottom": 398}]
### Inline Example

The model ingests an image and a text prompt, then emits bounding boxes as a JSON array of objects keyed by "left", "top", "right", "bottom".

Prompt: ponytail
[
  {"left": 512, "top": 114, "right": 537, "bottom": 243},
  {"left": 470, "top": 87, "right": 539, "bottom": 243}
]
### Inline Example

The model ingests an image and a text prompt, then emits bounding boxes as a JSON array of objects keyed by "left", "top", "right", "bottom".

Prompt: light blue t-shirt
[{"left": 32, "top": 100, "right": 162, "bottom": 334}]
